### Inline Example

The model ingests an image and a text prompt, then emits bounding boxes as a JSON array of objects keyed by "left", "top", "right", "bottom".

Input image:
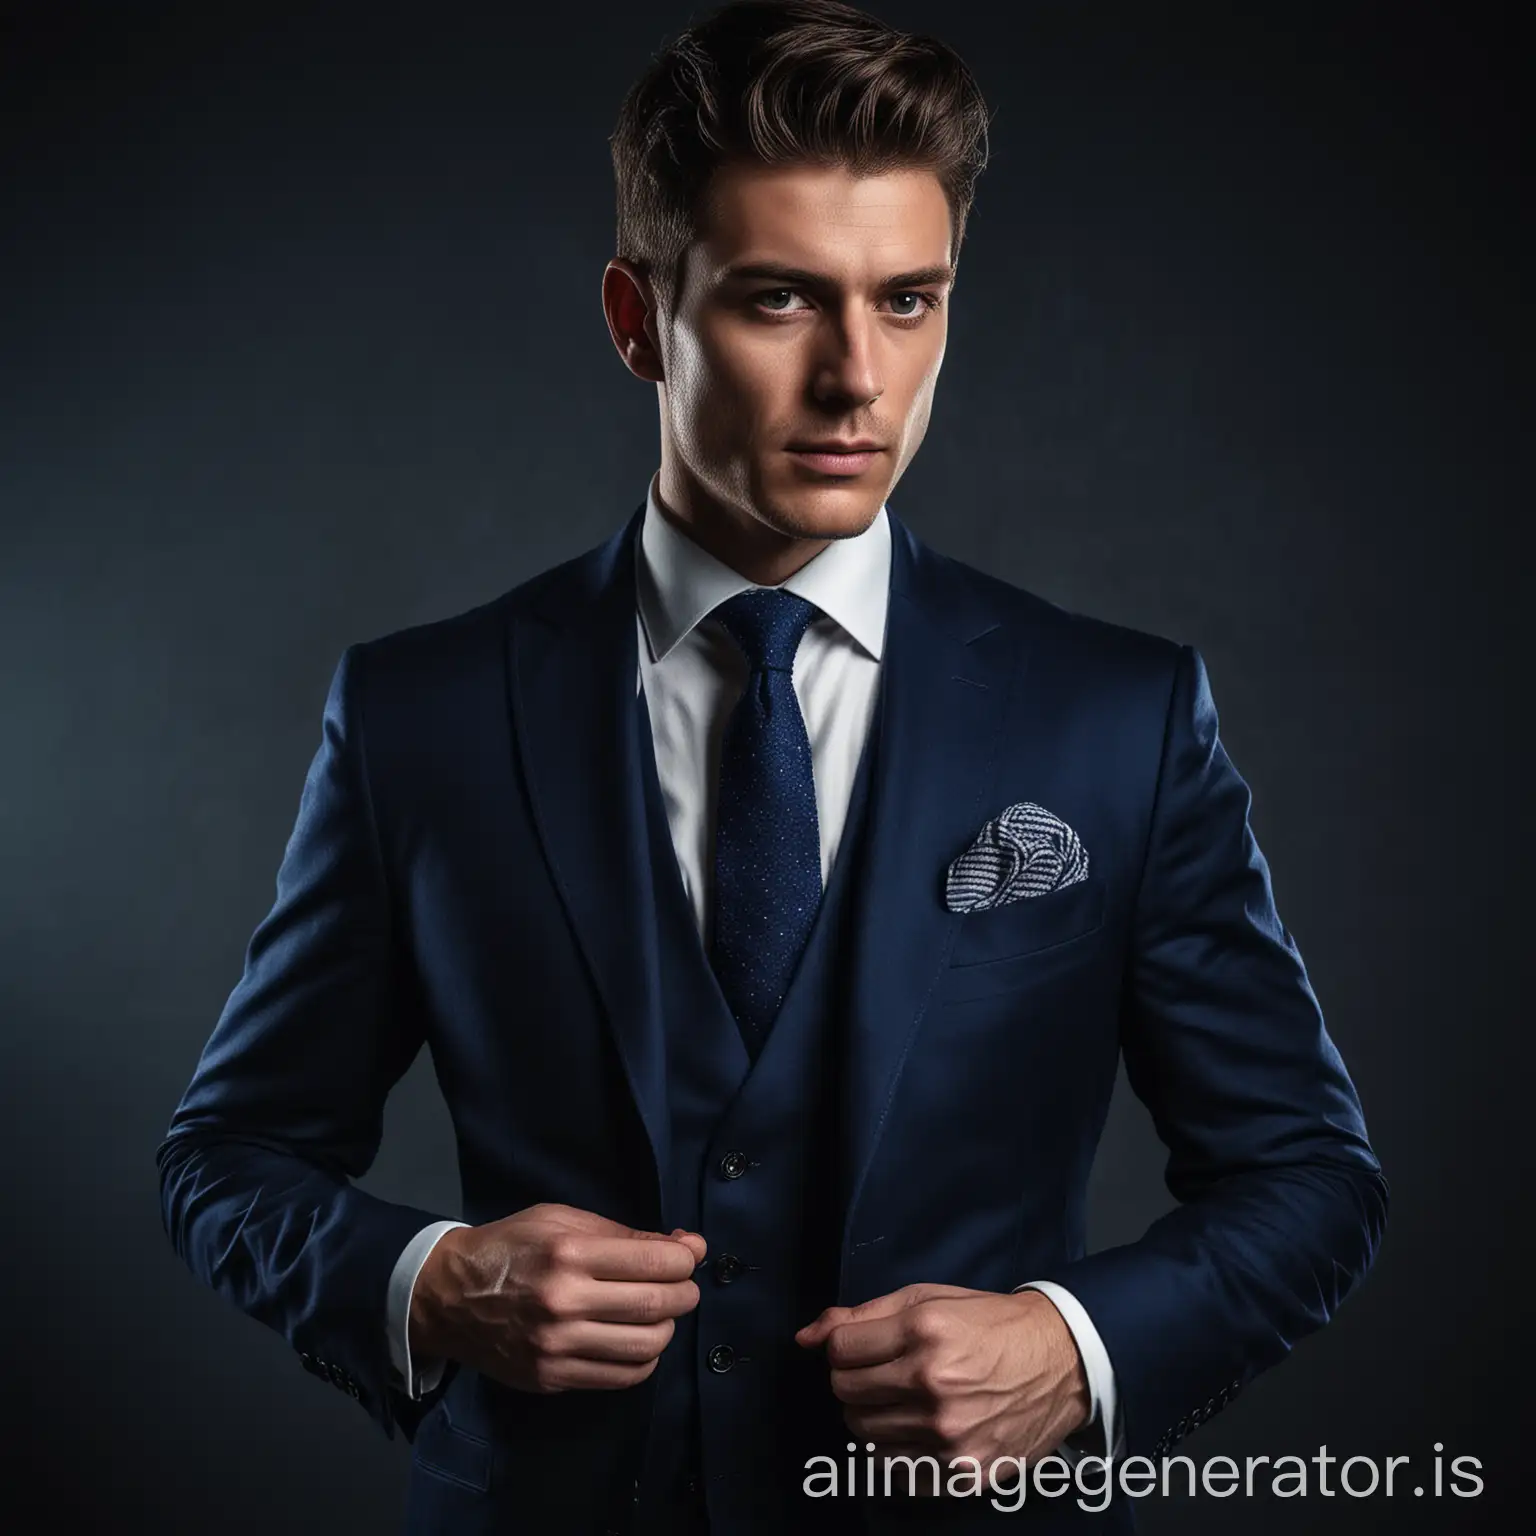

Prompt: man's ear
[{"left": 602, "top": 260, "right": 665, "bottom": 383}]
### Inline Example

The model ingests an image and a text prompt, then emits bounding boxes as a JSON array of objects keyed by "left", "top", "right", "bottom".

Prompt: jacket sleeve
[
  {"left": 156, "top": 644, "right": 460, "bottom": 1443},
  {"left": 1040, "top": 643, "right": 1388, "bottom": 1460}
]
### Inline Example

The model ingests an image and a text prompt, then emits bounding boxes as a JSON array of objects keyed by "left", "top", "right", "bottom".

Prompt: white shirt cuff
[
  {"left": 387, "top": 1220, "right": 470, "bottom": 1400},
  {"left": 1012, "top": 1279, "right": 1123, "bottom": 1461}
]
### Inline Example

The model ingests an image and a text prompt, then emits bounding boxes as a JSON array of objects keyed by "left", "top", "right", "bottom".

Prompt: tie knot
[{"left": 713, "top": 587, "right": 820, "bottom": 673}]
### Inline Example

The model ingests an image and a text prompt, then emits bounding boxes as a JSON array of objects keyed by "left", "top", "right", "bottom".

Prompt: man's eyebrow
[{"left": 718, "top": 261, "right": 955, "bottom": 289}]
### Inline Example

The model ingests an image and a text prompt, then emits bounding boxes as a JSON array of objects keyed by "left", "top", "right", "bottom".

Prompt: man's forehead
[{"left": 695, "top": 161, "right": 952, "bottom": 278}]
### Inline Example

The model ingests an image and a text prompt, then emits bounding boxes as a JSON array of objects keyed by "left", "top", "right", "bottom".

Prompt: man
[{"left": 156, "top": 3, "right": 1386, "bottom": 1533}]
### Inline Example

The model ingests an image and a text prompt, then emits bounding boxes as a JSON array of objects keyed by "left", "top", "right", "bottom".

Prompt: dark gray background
[{"left": 1, "top": 0, "right": 1526, "bottom": 1530}]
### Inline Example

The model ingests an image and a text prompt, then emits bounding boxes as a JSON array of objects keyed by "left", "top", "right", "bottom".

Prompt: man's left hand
[{"left": 795, "top": 1284, "right": 1091, "bottom": 1492}]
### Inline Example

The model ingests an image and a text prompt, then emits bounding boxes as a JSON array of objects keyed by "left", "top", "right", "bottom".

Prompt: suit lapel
[
  {"left": 837, "top": 512, "right": 1025, "bottom": 1292},
  {"left": 507, "top": 503, "right": 670, "bottom": 1218}
]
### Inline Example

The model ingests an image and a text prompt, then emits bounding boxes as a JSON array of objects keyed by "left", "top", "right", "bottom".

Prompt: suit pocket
[
  {"left": 414, "top": 1401, "right": 493, "bottom": 1494},
  {"left": 947, "top": 873, "right": 1107, "bottom": 969}
]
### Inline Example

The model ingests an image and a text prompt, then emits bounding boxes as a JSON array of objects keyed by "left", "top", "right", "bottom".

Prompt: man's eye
[{"left": 750, "top": 288, "right": 942, "bottom": 319}]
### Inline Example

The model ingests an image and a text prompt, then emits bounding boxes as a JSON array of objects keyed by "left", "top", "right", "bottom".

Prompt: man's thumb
[{"left": 634, "top": 1226, "right": 707, "bottom": 1265}]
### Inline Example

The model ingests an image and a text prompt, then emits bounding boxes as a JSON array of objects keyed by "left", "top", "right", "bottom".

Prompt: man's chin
[{"left": 757, "top": 480, "right": 886, "bottom": 541}]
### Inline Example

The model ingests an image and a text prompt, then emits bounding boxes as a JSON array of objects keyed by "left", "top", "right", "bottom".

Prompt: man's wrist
[
  {"left": 408, "top": 1224, "right": 466, "bottom": 1362},
  {"left": 1013, "top": 1278, "right": 1122, "bottom": 1459},
  {"left": 1013, "top": 1288, "right": 1092, "bottom": 1437}
]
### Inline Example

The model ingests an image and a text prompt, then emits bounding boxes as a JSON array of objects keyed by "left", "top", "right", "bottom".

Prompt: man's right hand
[{"left": 408, "top": 1202, "right": 707, "bottom": 1393}]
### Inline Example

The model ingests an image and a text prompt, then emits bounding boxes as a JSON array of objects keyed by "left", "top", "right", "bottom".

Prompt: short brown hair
[{"left": 609, "top": 0, "right": 991, "bottom": 321}]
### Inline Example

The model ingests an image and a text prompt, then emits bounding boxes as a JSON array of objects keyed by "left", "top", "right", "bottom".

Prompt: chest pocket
[{"left": 947, "top": 872, "right": 1107, "bottom": 969}]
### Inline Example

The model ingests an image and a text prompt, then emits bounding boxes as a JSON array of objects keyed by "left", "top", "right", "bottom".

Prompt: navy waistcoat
[{"left": 631, "top": 668, "right": 884, "bottom": 1536}]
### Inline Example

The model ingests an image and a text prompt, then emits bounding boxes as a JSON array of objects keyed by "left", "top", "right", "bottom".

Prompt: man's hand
[
  {"left": 795, "top": 1284, "right": 1090, "bottom": 1494},
  {"left": 410, "top": 1202, "right": 706, "bottom": 1393}
]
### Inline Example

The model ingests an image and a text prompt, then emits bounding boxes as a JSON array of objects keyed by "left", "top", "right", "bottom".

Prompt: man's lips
[{"left": 786, "top": 446, "right": 883, "bottom": 475}]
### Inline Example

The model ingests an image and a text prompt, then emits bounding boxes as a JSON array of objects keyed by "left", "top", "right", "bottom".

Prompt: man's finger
[
  {"left": 649, "top": 1228, "right": 707, "bottom": 1265},
  {"left": 796, "top": 1285, "right": 919, "bottom": 1344},
  {"left": 840, "top": 1404, "right": 934, "bottom": 1442},
  {"left": 578, "top": 1234, "right": 703, "bottom": 1281},
  {"left": 822, "top": 1310, "right": 913, "bottom": 1369},
  {"left": 828, "top": 1354, "right": 916, "bottom": 1405}
]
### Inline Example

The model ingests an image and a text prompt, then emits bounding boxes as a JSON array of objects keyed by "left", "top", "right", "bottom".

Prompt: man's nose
[{"left": 811, "top": 314, "right": 883, "bottom": 407}]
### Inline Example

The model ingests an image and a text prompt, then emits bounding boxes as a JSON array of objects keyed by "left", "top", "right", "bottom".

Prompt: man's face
[{"left": 648, "top": 160, "right": 954, "bottom": 553}]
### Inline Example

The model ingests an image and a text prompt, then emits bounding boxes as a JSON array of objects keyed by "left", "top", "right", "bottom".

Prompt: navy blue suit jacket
[{"left": 157, "top": 502, "right": 1386, "bottom": 1521}]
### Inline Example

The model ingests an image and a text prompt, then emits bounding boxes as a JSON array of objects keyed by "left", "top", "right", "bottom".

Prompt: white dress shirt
[{"left": 385, "top": 472, "right": 1121, "bottom": 1459}]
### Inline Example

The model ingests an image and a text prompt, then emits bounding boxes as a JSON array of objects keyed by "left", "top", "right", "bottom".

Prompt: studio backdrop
[{"left": 0, "top": 1, "right": 1525, "bottom": 1531}]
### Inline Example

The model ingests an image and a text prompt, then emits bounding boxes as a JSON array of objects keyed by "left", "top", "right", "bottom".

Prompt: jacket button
[
  {"left": 707, "top": 1344, "right": 736, "bottom": 1373},
  {"left": 718, "top": 1151, "right": 749, "bottom": 1179},
  {"left": 713, "top": 1253, "right": 744, "bottom": 1284}
]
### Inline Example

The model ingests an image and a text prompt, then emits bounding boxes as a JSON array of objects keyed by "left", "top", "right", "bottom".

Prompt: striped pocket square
[{"left": 945, "top": 801, "right": 1090, "bottom": 913}]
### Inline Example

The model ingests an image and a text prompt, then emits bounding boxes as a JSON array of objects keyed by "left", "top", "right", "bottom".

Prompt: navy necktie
[{"left": 709, "top": 587, "right": 823, "bottom": 1057}]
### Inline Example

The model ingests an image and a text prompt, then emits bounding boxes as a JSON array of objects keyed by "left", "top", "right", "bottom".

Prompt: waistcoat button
[
  {"left": 707, "top": 1344, "right": 736, "bottom": 1373},
  {"left": 714, "top": 1252, "right": 744, "bottom": 1284},
  {"left": 718, "top": 1151, "right": 749, "bottom": 1179}
]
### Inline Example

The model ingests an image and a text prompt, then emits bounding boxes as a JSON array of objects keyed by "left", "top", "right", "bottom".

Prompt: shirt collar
[{"left": 636, "top": 469, "right": 891, "bottom": 664}]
